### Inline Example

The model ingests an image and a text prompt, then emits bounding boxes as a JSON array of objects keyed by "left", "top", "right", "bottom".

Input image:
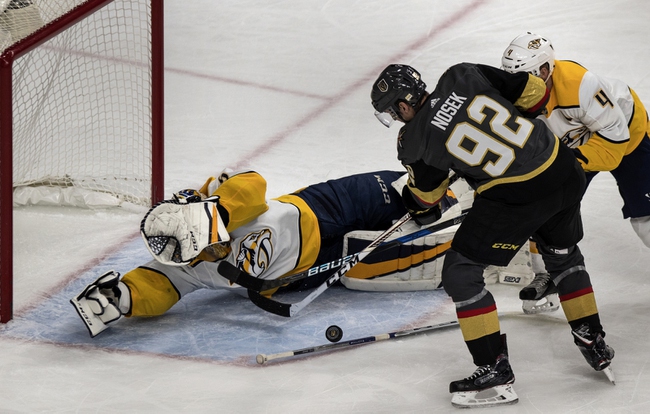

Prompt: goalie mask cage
[{"left": 0, "top": 0, "right": 164, "bottom": 323}]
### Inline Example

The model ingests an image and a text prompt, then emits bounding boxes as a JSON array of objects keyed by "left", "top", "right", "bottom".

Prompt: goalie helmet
[
  {"left": 371, "top": 64, "right": 427, "bottom": 127},
  {"left": 501, "top": 32, "right": 555, "bottom": 79}
]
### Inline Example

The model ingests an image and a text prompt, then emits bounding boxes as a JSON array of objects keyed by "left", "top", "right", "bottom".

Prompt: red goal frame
[{"left": 0, "top": 0, "right": 164, "bottom": 323}]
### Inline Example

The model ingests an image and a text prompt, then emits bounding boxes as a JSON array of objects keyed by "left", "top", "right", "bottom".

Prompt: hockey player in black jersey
[{"left": 371, "top": 63, "right": 614, "bottom": 408}]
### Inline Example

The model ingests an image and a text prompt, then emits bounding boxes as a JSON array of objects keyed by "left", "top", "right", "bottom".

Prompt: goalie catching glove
[{"left": 140, "top": 197, "right": 230, "bottom": 266}]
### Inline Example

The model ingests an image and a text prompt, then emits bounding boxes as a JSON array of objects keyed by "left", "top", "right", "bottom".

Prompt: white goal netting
[{"left": 2, "top": 0, "right": 159, "bottom": 208}]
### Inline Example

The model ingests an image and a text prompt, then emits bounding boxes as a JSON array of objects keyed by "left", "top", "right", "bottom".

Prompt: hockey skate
[
  {"left": 519, "top": 272, "right": 560, "bottom": 314},
  {"left": 449, "top": 334, "right": 518, "bottom": 408},
  {"left": 571, "top": 323, "right": 616, "bottom": 384}
]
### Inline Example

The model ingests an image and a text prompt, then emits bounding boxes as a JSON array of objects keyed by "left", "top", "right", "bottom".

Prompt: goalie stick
[
  {"left": 256, "top": 320, "right": 459, "bottom": 364},
  {"left": 218, "top": 172, "right": 465, "bottom": 292},
  {"left": 246, "top": 210, "right": 469, "bottom": 317},
  {"left": 218, "top": 208, "right": 468, "bottom": 292}
]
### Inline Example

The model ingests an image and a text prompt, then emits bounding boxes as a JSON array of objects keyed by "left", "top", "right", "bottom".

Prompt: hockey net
[{"left": 0, "top": 0, "right": 164, "bottom": 322}]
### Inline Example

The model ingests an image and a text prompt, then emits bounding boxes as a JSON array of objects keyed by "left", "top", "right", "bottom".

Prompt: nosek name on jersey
[{"left": 431, "top": 92, "right": 468, "bottom": 131}]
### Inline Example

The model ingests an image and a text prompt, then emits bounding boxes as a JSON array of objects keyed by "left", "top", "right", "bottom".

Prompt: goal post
[{"left": 0, "top": 0, "right": 164, "bottom": 323}]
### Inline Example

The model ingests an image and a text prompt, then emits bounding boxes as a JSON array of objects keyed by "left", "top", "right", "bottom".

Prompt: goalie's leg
[{"left": 70, "top": 271, "right": 131, "bottom": 337}]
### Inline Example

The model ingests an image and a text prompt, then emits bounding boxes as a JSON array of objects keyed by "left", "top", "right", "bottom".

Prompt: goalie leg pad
[
  {"left": 340, "top": 223, "right": 455, "bottom": 291},
  {"left": 341, "top": 224, "right": 534, "bottom": 292}
]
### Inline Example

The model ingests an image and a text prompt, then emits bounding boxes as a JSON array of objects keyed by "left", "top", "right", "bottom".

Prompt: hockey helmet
[
  {"left": 371, "top": 64, "right": 427, "bottom": 127},
  {"left": 501, "top": 32, "right": 555, "bottom": 78}
]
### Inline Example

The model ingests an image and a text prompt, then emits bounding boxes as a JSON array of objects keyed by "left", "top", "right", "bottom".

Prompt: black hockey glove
[{"left": 401, "top": 186, "right": 442, "bottom": 226}]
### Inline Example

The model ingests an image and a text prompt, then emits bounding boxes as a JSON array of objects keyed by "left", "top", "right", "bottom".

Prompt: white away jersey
[{"left": 542, "top": 60, "right": 649, "bottom": 172}]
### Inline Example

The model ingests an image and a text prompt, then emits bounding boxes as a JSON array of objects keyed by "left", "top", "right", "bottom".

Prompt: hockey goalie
[{"left": 71, "top": 169, "right": 550, "bottom": 338}]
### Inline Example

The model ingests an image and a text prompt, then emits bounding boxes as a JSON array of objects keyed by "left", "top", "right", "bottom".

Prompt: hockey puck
[{"left": 325, "top": 325, "right": 343, "bottom": 343}]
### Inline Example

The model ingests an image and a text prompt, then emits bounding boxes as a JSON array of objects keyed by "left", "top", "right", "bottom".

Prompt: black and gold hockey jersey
[{"left": 397, "top": 63, "right": 575, "bottom": 208}]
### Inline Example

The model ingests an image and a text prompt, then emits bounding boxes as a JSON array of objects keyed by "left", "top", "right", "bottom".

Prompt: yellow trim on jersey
[
  {"left": 560, "top": 291, "right": 599, "bottom": 323},
  {"left": 476, "top": 137, "right": 559, "bottom": 193},
  {"left": 122, "top": 267, "right": 180, "bottom": 317},
  {"left": 545, "top": 60, "right": 646, "bottom": 172},
  {"left": 514, "top": 74, "right": 548, "bottom": 111},
  {"left": 546, "top": 60, "right": 585, "bottom": 111},
  {"left": 207, "top": 171, "right": 269, "bottom": 233},
  {"left": 458, "top": 308, "right": 500, "bottom": 342},
  {"left": 273, "top": 194, "right": 321, "bottom": 274},
  {"left": 576, "top": 132, "right": 627, "bottom": 172}
]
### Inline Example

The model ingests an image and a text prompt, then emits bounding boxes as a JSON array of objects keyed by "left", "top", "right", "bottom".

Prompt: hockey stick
[
  {"left": 256, "top": 320, "right": 459, "bottom": 364},
  {"left": 218, "top": 208, "right": 467, "bottom": 292},
  {"left": 218, "top": 254, "right": 356, "bottom": 292},
  {"left": 247, "top": 210, "right": 469, "bottom": 317},
  {"left": 247, "top": 212, "right": 412, "bottom": 317},
  {"left": 218, "top": 173, "right": 466, "bottom": 292}
]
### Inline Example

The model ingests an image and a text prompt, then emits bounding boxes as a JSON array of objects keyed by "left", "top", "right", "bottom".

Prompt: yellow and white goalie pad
[
  {"left": 340, "top": 221, "right": 455, "bottom": 291},
  {"left": 340, "top": 227, "right": 533, "bottom": 292},
  {"left": 342, "top": 174, "right": 533, "bottom": 292}
]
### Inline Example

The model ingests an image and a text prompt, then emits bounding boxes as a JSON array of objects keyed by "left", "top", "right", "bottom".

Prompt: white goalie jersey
[{"left": 126, "top": 170, "right": 533, "bottom": 318}]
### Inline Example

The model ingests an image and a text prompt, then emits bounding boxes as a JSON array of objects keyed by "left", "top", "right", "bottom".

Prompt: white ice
[{"left": 3, "top": 0, "right": 650, "bottom": 412}]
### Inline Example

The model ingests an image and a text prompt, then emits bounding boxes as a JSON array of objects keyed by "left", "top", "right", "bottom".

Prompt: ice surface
[{"left": 2, "top": 0, "right": 650, "bottom": 412}]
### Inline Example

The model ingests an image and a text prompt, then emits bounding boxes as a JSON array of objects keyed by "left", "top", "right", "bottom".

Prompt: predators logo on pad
[{"left": 235, "top": 229, "right": 274, "bottom": 278}]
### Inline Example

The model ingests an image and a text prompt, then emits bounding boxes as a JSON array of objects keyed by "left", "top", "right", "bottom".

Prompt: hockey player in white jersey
[
  {"left": 71, "top": 169, "right": 470, "bottom": 338},
  {"left": 502, "top": 32, "right": 650, "bottom": 313}
]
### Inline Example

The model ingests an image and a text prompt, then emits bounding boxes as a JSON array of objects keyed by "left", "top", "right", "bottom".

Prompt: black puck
[{"left": 325, "top": 325, "right": 343, "bottom": 343}]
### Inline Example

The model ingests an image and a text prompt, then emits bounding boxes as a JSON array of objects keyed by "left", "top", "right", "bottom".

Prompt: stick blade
[
  {"left": 247, "top": 290, "right": 292, "bottom": 317},
  {"left": 217, "top": 261, "right": 266, "bottom": 291}
]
